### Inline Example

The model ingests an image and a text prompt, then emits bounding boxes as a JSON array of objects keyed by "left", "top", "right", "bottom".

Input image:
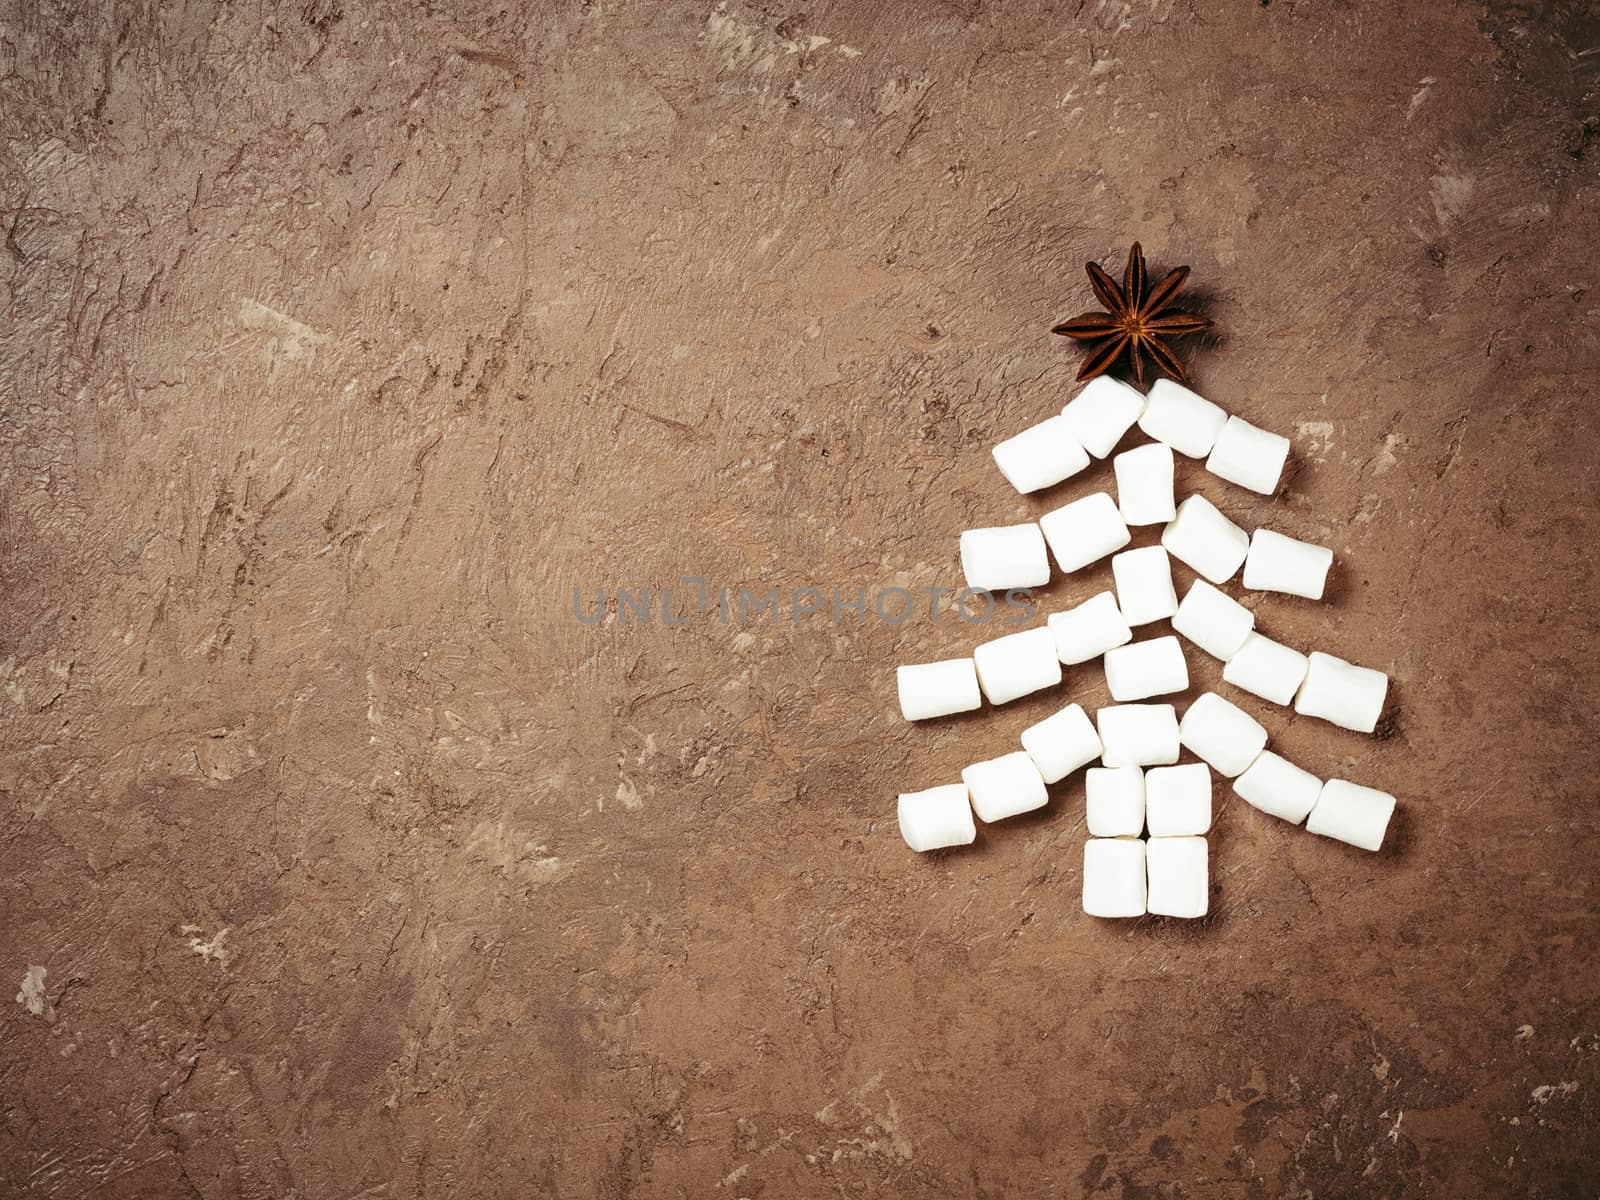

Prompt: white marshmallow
[
  {"left": 1038, "top": 492, "right": 1131, "bottom": 574},
  {"left": 1294, "top": 651, "right": 1389, "bottom": 733},
  {"left": 1233, "top": 751, "right": 1321, "bottom": 825},
  {"left": 961, "top": 751, "right": 1049, "bottom": 823},
  {"left": 1161, "top": 494, "right": 1250, "bottom": 584},
  {"left": 898, "top": 784, "right": 977, "bottom": 852},
  {"left": 1145, "top": 763, "right": 1212, "bottom": 836},
  {"left": 1061, "top": 376, "right": 1146, "bottom": 458},
  {"left": 1085, "top": 766, "right": 1145, "bottom": 837},
  {"left": 1082, "top": 837, "right": 1147, "bottom": 917},
  {"left": 1020, "top": 703, "right": 1103, "bottom": 783},
  {"left": 1047, "top": 591, "right": 1132, "bottom": 665},
  {"left": 1171, "top": 579, "right": 1255, "bottom": 661},
  {"left": 960, "top": 523, "right": 1051, "bottom": 591},
  {"left": 1243, "top": 528, "right": 1333, "bottom": 600},
  {"left": 1305, "top": 779, "right": 1395, "bottom": 851},
  {"left": 1206, "top": 416, "right": 1290, "bottom": 495},
  {"left": 1113, "top": 442, "right": 1176, "bottom": 526},
  {"left": 1096, "top": 703, "right": 1180, "bottom": 767},
  {"left": 1178, "top": 691, "right": 1268, "bottom": 777},
  {"left": 1137, "top": 378, "right": 1228, "bottom": 458},
  {"left": 1104, "top": 635, "right": 1188, "bottom": 702},
  {"left": 1222, "top": 632, "right": 1309, "bottom": 706},
  {"left": 972, "top": 626, "right": 1062, "bottom": 706},
  {"left": 992, "top": 414, "right": 1091, "bottom": 494},
  {"left": 1111, "top": 545, "right": 1178, "bottom": 626},
  {"left": 897, "top": 658, "right": 982, "bottom": 721},
  {"left": 1146, "top": 836, "right": 1209, "bottom": 918}
]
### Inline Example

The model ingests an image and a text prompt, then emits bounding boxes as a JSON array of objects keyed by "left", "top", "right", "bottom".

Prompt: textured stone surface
[{"left": 2, "top": 2, "right": 1598, "bottom": 1196}]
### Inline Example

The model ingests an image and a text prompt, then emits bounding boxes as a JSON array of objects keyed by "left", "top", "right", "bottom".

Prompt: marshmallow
[
  {"left": 1113, "top": 442, "right": 1176, "bottom": 526},
  {"left": 1171, "top": 579, "right": 1255, "bottom": 661},
  {"left": 1161, "top": 494, "right": 1249, "bottom": 584},
  {"left": 1082, "top": 837, "right": 1147, "bottom": 917},
  {"left": 992, "top": 414, "right": 1091, "bottom": 494},
  {"left": 1145, "top": 763, "right": 1212, "bottom": 836},
  {"left": 1047, "top": 591, "right": 1132, "bottom": 665},
  {"left": 962, "top": 751, "right": 1049, "bottom": 823},
  {"left": 1243, "top": 528, "right": 1333, "bottom": 600},
  {"left": 898, "top": 784, "right": 977, "bottom": 852},
  {"left": 897, "top": 658, "right": 982, "bottom": 721},
  {"left": 1111, "top": 545, "right": 1178, "bottom": 626},
  {"left": 1206, "top": 416, "right": 1290, "bottom": 495},
  {"left": 1061, "top": 376, "right": 1146, "bottom": 458},
  {"left": 1020, "top": 702, "right": 1103, "bottom": 783},
  {"left": 1294, "top": 651, "right": 1389, "bottom": 733},
  {"left": 1096, "top": 703, "right": 1180, "bottom": 767},
  {"left": 973, "top": 626, "right": 1062, "bottom": 706},
  {"left": 1146, "top": 836, "right": 1209, "bottom": 918},
  {"left": 960, "top": 523, "right": 1051, "bottom": 591},
  {"left": 1137, "top": 378, "right": 1228, "bottom": 458},
  {"left": 1305, "top": 779, "right": 1396, "bottom": 851},
  {"left": 1179, "top": 691, "right": 1268, "bottom": 777},
  {"left": 1104, "top": 635, "right": 1189, "bottom": 702},
  {"left": 1222, "top": 632, "right": 1309, "bottom": 706},
  {"left": 1085, "top": 766, "right": 1145, "bottom": 837},
  {"left": 1038, "top": 492, "right": 1131, "bottom": 574},
  {"left": 1233, "top": 751, "right": 1321, "bottom": 825}
]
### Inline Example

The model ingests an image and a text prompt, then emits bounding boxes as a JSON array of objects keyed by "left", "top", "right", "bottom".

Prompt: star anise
[{"left": 1051, "top": 242, "right": 1211, "bottom": 385}]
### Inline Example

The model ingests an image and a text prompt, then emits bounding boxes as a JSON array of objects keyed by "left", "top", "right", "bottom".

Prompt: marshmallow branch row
[
  {"left": 993, "top": 375, "right": 1291, "bottom": 498},
  {"left": 963, "top": 492, "right": 1332, "bottom": 600},
  {"left": 899, "top": 697, "right": 1115, "bottom": 840},
  {"left": 899, "top": 577, "right": 1389, "bottom": 733},
  {"left": 896, "top": 702, "right": 1102, "bottom": 848},
  {"left": 897, "top": 689, "right": 1397, "bottom": 862},
  {"left": 1169, "top": 578, "right": 1389, "bottom": 732}
]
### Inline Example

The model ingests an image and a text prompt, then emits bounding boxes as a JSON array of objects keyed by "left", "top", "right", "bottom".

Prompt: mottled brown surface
[{"left": 2, "top": 1, "right": 1598, "bottom": 1196}]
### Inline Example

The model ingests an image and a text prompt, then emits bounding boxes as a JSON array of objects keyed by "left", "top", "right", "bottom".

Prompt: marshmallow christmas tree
[{"left": 895, "top": 371, "right": 1398, "bottom": 924}]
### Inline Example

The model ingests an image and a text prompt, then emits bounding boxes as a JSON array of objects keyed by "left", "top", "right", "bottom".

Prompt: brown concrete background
[{"left": 2, "top": 1, "right": 1598, "bottom": 1196}]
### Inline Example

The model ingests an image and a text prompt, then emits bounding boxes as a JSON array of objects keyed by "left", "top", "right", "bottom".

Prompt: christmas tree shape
[{"left": 896, "top": 374, "right": 1396, "bottom": 920}]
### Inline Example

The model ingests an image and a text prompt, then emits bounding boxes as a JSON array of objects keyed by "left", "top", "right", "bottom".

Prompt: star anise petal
[
  {"left": 1141, "top": 334, "right": 1188, "bottom": 385},
  {"left": 1128, "top": 337, "right": 1147, "bottom": 386},
  {"left": 1142, "top": 265, "right": 1191, "bottom": 319},
  {"left": 1050, "top": 311, "right": 1121, "bottom": 339},
  {"left": 1084, "top": 260, "right": 1127, "bottom": 316},
  {"left": 1123, "top": 241, "right": 1146, "bottom": 310},
  {"left": 1075, "top": 332, "right": 1129, "bottom": 381},
  {"left": 1144, "top": 309, "right": 1211, "bottom": 334}
]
